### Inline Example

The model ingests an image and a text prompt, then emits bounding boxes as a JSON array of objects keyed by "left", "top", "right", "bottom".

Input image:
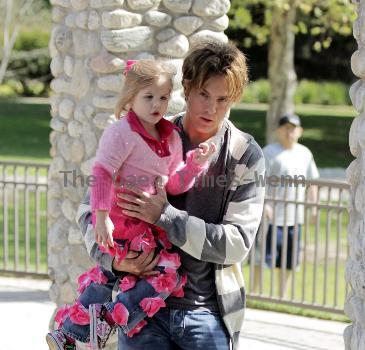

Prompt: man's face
[
  {"left": 276, "top": 123, "right": 303, "bottom": 148},
  {"left": 184, "top": 75, "right": 232, "bottom": 143}
]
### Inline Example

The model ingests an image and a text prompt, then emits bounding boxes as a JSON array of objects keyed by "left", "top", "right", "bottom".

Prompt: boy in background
[{"left": 256, "top": 114, "right": 319, "bottom": 297}]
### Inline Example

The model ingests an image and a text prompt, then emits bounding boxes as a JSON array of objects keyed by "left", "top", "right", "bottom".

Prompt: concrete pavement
[{"left": 0, "top": 276, "right": 347, "bottom": 350}]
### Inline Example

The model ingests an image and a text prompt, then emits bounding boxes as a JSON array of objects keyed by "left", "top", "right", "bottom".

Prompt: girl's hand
[
  {"left": 264, "top": 204, "right": 273, "bottom": 221},
  {"left": 192, "top": 142, "right": 216, "bottom": 165},
  {"left": 95, "top": 212, "right": 114, "bottom": 248}
]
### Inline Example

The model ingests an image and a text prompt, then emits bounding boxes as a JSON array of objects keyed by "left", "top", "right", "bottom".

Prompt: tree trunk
[
  {"left": 0, "top": 0, "right": 33, "bottom": 85},
  {"left": 266, "top": 1, "right": 298, "bottom": 144}
]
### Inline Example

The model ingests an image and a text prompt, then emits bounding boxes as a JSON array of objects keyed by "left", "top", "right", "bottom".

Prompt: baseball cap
[{"left": 278, "top": 114, "right": 301, "bottom": 127}]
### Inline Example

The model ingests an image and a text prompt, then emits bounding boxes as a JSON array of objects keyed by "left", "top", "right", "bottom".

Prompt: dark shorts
[{"left": 265, "top": 224, "right": 302, "bottom": 270}]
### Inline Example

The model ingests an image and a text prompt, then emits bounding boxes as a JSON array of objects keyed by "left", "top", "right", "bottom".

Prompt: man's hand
[
  {"left": 117, "top": 176, "right": 167, "bottom": 224},
  {"left": 112, "top": 250, "right": 160, "bottom": 277}
]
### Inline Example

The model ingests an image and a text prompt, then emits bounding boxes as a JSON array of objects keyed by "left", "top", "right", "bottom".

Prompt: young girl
[{"left": 46, "top": 59, "right": 215, "bottom": 350}]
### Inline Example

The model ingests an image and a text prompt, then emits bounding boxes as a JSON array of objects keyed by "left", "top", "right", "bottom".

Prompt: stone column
[
  {"left": 344, "top": 0, "right": 365, "bottom": 348},
  {"left": 48, "top": 0, "right": 231, "bottom": 328}
]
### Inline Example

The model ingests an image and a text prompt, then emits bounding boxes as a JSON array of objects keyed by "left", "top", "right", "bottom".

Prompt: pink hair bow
[{"left": 124, "top": 59, "right": 137, "bottom": 75}]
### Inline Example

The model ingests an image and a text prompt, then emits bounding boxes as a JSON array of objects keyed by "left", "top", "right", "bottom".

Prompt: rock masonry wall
[
  {"left": 344, "top": 0, "right": 365, "bottom": 349},
  {"left": 48, "top": 0, "right": 231, "bottom": 340}
]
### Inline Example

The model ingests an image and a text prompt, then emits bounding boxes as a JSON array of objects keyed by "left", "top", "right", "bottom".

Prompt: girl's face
[{"left": 131, "top": 75, "right": 172, "bottom": 131}]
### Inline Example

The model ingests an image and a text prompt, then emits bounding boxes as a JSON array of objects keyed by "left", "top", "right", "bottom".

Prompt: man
[{"left": 76, "top": 42, "right": 265, "bottom": 350}]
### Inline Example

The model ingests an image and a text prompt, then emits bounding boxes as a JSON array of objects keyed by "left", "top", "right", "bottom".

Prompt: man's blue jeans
[{"left": 118, "top": 307, "right": 231, "bottom": 350}]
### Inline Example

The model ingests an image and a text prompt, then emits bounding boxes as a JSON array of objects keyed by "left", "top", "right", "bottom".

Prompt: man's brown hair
[{"left": 182, "top": 41, "right": 248, "bottom": 103}]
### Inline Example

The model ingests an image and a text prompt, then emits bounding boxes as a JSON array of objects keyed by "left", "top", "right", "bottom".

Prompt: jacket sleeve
[
  {"left": 75, "top": 191, "right": 114, "bottom": 272},
  {"left": 156, "top": 140, "right": 266, "bottom": 265}
]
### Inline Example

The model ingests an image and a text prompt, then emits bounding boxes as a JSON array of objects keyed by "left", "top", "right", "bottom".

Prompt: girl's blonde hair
[{"left": 114, "top": 59, "right": 175, "bottom": 119}]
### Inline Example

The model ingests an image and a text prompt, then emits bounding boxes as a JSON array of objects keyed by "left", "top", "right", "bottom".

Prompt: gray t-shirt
[
  {"left": 263, "top": 142, "right": 319, "bottom": 225},
  {"left": 166, "top": 117, "right": 229, "bottom": 312}
]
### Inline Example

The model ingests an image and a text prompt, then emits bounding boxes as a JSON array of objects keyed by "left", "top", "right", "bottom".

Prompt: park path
[{"left": 0, "top": 276, "right": 346, "bottom": 350}]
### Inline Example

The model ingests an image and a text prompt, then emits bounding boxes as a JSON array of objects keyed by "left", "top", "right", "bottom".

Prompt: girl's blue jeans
[{"left": 62, "top": 267, "right": 172, "bottom": 343}]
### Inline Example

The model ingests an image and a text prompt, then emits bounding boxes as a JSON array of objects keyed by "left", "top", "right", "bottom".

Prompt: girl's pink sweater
[{"left": 91, "top": 117, "right": 207, "bottom": 238}]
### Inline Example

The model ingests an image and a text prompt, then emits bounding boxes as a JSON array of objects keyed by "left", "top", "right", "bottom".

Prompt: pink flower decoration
[
  {"left": 119, "top": 275, "right": 138, "bottom": 292},
  {"left": 69, "top": 301, "right": 90, "bottom": 325},
  {"left": 54, "top": 304, "right": 71, "bottom": 328},
  {"left": 121, "top": 216, "right": 150, "bottom": 240},
  {"left": 127, "top": 320, "right": 147, "bottom": 337},
  {"left": 154, "top": 228, "right": 172, "bottom": 249},
  {"left": 158, "top": 250, "right": 181, "bottom": 273},
  {"left": 77, "top": 265, "right": 108, "bottom": 294},
  {"left": 139, "top": 297, "right": 166, "bottom": 317},
  {"left": 147, "top": 272, "right": 177, "bottom": 293},
  {"left": 170, "top": 286, "right": 184, "bottom": 297},
  {"left": 99, "top": 245, "right": 116, "bottom": 256},
  {"left": 129, "top": 228, "right": 157, "bottom": 253},
  {"left": 111, "top": 303, "right": 129, "bottom": 326},
  {"left": 180, "top": 272, "right": 188, "bottom": 286},
  {"left": 170, "top": 272, "right": 187, "bottom": 298}
]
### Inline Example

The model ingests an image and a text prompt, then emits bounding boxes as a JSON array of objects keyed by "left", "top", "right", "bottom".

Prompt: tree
[
  {"left": 228, "top": 0, "right": 356, "bottom": 143},
  {"left": 0, "top": 0, "right": 46, "bottom": 85}
]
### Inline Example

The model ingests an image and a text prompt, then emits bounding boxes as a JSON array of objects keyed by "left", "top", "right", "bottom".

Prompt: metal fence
[
  {"left": 246, "top": 178, "right": 350, "bottom": 314},
  {"left": 0, "top": 161, "right": 49, "bottom": 277},
  {"left": 0, "top": 161, "right": 351, "bottom": 313}
]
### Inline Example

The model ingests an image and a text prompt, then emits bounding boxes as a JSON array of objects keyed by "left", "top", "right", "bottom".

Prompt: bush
[
  {"left": 321, "top": 82, "right": 351, "bottom": 105},
  {"left": 294, "top": 80, "right": 322, "bottom": 104},
  {"left": 0, "top": 79, "right": 47, "bottom": 98},
  {"left": 0, "top": 84, "right": 17, "bottom": 97},
  {"left": 242, "top": 79, "right": 351, "bottom": 105},
  {"left": 23, "top": 80, "right": 46, "bottom": 97},
  {"left": 13, "top": 27, "right": 50, "bottom": 51},
  {"left": 5, "top": 79, "right": 24, "bottom": 95},
  {"left": 243, "top": 79, "right": 270, "bottom": 103},
  {"left": 295, "top": 80, "right": 351, "bottom": 105}
]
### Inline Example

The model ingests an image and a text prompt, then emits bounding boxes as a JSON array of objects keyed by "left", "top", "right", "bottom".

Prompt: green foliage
[
  {"left": 242, "top": 79, "right": 351, "bottom": 105},
  {"left": 243, "top": 79, "right": 270, "bottom": 103},
  {"left": 228, "top": 0, "right": 356, "bottom": 51},
  {"left": 0, "top": 78, "right": 47, "bottom": 97},
  {"left": 23, "top": 80, "right": 46, "bottom": 96},
  {"left": 13, "top": 27, "right": 50, "bottom": 51},
  {"left": 0, "top": 84, "right": 17, "bottom": 97},
  {"left": 5, "top": 48, "right": 51, "bottom": 91},
  {"left": 294, "top": 80, "right": 351, "bottom": 105},
  {"left": 5, "top": 79, "right": 24, "bottom": 94}
]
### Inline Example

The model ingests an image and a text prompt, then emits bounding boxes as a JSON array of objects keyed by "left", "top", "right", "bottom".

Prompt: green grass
[
  {"left": 231, "top": 103, "right": 356, "bottom": 168},
  {"left": 0, "top": 98, "right": 51, "bottom": 162},
  {"left": 246, "top": 299, "right": 349, "bottom": 323},
  {"left": 0, "top": 99, "right": 356, "bottom": 167}
]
